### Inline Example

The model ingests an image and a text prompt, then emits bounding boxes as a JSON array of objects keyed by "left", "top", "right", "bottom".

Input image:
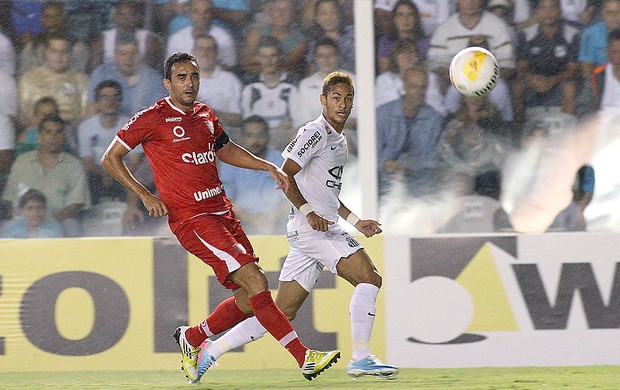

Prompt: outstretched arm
[
  {"left": 338, "top": 201, "right": 382, "bottom": 238},
  {"left": 100, "top": 139, "right": 168, "bottom": 217},
  {"left": 216, "top": 140, "right": 289, "bottom": 192}
]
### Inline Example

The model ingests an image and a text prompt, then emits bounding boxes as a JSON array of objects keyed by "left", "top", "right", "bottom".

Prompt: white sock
[
  {"left": 207, "top": 316, "right": 267, "bottom": 360},
  {"left": 350, "top": 283, "right": 379, "bottom": 361}
]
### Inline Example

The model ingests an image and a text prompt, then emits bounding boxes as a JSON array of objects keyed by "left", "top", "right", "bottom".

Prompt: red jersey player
[{"left": 101, "top": 52, "right": 340, "bottom": 384}]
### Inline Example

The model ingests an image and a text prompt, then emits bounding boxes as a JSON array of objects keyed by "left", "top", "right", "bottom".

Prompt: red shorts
[{"left": 173, "top": 211, "right": 258, "bottom": 289}]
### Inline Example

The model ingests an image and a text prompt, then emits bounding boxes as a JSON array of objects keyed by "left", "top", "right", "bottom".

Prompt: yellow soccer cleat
[
  {"left": 173, "top": 326, "right": 201, "bottom": 384},
  {"left": 300, "top": 349, "right": 341, "bottom": 381}
]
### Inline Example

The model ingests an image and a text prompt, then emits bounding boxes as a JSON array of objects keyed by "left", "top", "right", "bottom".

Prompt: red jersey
[{"left": 116, "top": 97, "right": 232, "bottom": 231}]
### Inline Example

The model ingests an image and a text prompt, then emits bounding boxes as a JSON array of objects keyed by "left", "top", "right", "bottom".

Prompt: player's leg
[
  {"left": 336, "top": 249, "right": 398, "bottom": 378},
  {"left": 228, "top": 263, "right": 339, "bottom": 381},
  {"left": 200, "top": 280, "right": 310, "bottom": 363},
  {"left": 198, "top": 248, "right": 321, "bottom": 378}
]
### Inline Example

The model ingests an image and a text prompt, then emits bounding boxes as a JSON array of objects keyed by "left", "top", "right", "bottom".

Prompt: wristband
[
  {"left": 346, "top": 212, "right": 360, "bottom": 226},
  {"left": 299, "top": 203, "right": 313, "bottom": 217}
]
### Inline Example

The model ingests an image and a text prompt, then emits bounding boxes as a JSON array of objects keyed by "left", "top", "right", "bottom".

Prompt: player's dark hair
[
  {"left": 314, "top": 36, "right": 340, "bottom": 56},
  {"left": 18, "top": 189, "right": 47, "bottom": 210},
  {"left": 322, "top": 71, "right": 354, "bottom": 96},
  {"left": 164, "top": 52, "right": 198, "bottom": 80},
  {"left": 95, "top": 79, "right": 123, "bottom": 100}
]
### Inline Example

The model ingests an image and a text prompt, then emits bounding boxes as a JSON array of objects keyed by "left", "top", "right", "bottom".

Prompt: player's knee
[{"left": 370, "top": 273, "right": 382, "bottom": 289}]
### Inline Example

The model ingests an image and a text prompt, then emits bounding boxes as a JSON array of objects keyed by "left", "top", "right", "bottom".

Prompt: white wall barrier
[{"left": 385, "top": 233, "right": 620, "bottom": 367}]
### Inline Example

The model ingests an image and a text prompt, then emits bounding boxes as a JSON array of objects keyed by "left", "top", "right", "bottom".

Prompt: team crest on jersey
[
  {"left": 346, "top": 236, "right": 360, "bottom": 248},
  {"left": 325, "top": 125, "right": 331, "bottom": 134},
  {"left": 205, "top": 121, "right": 215, "bottom": 135}
]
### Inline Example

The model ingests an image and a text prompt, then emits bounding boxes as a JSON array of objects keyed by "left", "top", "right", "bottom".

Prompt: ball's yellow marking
[{"left": 461, "top": 51, "right": 488, "bottom": 81}]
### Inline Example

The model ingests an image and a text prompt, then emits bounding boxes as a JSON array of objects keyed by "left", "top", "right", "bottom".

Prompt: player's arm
[
  {"left": 281, "top": 158, "right": 333, "bottom": 232},
  {"left": 216, "top": 138, "right": 289, "bottom": 192},
  {"left": 100, "top": 139, "right": 168, "bottom": 217},
  {"left": 337, "top": 201, "right": 382, "bottom": 238}
]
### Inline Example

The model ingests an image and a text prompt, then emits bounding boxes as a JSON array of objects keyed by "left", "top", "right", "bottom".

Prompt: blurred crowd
[{"left": 0, "top": 0, "right": 618, "bottom": 238}]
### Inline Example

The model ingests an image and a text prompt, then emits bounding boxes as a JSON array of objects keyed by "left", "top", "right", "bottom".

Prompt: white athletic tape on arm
[
  {"left": 346, "top": 212, "right": 360, "bottom": 226},
  {"left": 299, "top": 203, "right": 313, "bottom": 217}
]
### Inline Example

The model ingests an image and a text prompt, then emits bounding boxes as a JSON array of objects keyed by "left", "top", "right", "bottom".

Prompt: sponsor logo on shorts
[{"left": 297, "top": 131, "right": 322, "bottom": 158}]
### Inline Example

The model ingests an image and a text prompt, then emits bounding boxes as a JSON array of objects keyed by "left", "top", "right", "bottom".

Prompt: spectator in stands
[
  {"left": 377, "top": 0, "right": 429, "bottom": 74},
  {"left": 305, "top": 0, "right": 355, "bottom": 74},
  {"left": 19, "top": 33, "right": 88, "bottom": 129},
  {"left": 375, "top": 0, "right": 455, "bottom": 37},
  {"left": 375, "top": 39, "right": 447, "bottom": 116},
  {"left": 293, "top": 37, "right": 357, "bottom": 132},
  {"left": 560, "top": 0, "right": 598, "bottom": 29},
  {"left": 89, "top": 0, "right": 164, "bottom": 73},
  {"left": 64, "top": 0, "right": 113, "bottom": 50},
  {"left": 241, "top": 0, "right": 307, "bottom": 78},
  {"left": 241, "top": 35, "right": 298, "bottom": 151},
  {"left": 547, "top": 165, "right": 595, "bottom": 231},
  {"left": 194, "top": 34, "right": 243, "bottom": 130},
  {"left": 16, "top": 1, "right": 89, "bottom": 76},
  {"left": 0, "top": 113, "right": 15, "bottom": 196},
  {"left": 376, "top": 67, "right": 444, "bottom": 196},
  {"left": 1, "top": 189, "right": 63, "bottom": 238},
  {"left": 0, "top": 69, "right": 17, "bottom": 121},
  {"left": 437, "top": 95, "right": 508, "bottom": 196},
  {"left": 218, "top": 115, "right": 289, "bottom": 234},
  {"left": 15, "top": 97, "right": 73, "bottom": 156},
  {"left": 166, "top": 0, "right": 237, "bottom": 69},
  {"left": 78, "top": 80, "right": 135, "bottom": 204},
  {"left": 438, "top": 170, "right": 513, "bottom": 233},
  {"left": 0, "top": 27, "right": 16, "bottom": 76},
  {"left": 427, "top": 0, "right": 515, "bottom": 95},
  {"left": 10, "top": 1, "right": 44, "bottom": 48},
  {"left": 579, "top": 0, "right": 620, "bottom": 78},
  {"left": 300, "top": 0, "right": 354, "bottom": 29},
  {"left": 155, "top": 0, "right": 251, "bottom": 38},
  {"left": 2, "top": 113, "right": 91, "bottom": 237},
  {"left": 578, "top": 29, "right": 620, "bottom": 116},
  {"left": 87, "top": 33, "right": 167, "bottom": 118},
  {"left": 512, "top": 0, "right": 580, "bottom": 127}
]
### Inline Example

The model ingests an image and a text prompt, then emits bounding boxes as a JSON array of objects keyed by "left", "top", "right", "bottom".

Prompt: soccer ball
[{"left": 449, "top": 47, "right": 500, "bottom": 98}]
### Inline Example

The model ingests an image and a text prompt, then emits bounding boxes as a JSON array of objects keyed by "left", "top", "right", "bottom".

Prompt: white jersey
[{"left": 282, "top": 115, "right": 348, "bottom": 230}]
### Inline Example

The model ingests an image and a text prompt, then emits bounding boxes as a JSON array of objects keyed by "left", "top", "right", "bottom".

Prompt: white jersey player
[{"left": 196, "top": 72, "right": 398, "bottom": 379}]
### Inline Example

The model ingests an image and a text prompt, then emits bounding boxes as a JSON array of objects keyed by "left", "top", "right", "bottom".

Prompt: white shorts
[{"left": 280, "top": 224, "right": 363, "bottom": 292}]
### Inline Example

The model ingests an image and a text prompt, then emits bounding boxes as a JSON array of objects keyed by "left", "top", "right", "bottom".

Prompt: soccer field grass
[{"left": 2, "top": 367, "right": 619, "bottom": 389}]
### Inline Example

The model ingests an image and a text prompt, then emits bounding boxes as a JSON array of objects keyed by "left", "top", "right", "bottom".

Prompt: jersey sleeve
[
  {"left": 116, "top": 109, "right": 154, "bottom": 150},
  {"left": 281, "top": 125, "right": 326, "bottom": 168}
]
